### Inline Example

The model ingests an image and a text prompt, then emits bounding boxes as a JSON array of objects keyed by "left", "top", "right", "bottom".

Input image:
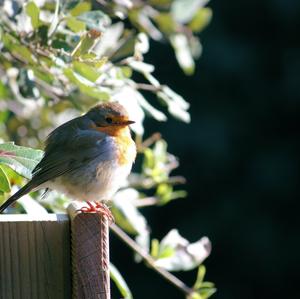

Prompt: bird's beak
[
  {"left": 117, "top": 120, "right": 135, "bottom": 126},
  {"left": 125, "top": 120, "right": 135, "bottom": 125}
]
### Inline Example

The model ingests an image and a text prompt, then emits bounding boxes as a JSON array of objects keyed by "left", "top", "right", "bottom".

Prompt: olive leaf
[{"left": 0, "top": 142, "right": 43, "bottom": 179}]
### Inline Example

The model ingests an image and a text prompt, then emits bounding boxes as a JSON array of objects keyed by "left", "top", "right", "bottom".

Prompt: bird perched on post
[{"left": 0, "top": 102, "right": 136, "bottom": 219}]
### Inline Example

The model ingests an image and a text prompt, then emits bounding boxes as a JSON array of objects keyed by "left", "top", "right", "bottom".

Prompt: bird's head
[{"left": 86, "top": 102, "right": 134, "bottom": 136}]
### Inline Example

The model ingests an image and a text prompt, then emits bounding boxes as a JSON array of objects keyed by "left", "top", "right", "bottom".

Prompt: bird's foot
[{"left": 78, "top": 201, "right": 114, "bottom": 223}]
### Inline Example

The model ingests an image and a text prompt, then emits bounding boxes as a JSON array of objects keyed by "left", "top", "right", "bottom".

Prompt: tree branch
[{"left": 110, "top": 223, "right": 194, "bottom": 297}]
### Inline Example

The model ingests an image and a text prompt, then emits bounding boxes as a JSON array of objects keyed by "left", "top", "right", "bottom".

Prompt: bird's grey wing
[{"left": 31, "top": 128, "right": 112, "bottom": 187}]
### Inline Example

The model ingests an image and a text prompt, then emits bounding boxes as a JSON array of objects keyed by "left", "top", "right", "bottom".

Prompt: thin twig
[
  {"left": 133, "top": 197, "right": 158, "bottom": 207},
  {"left": 128, "top": 175, "right": 186, "bottom": 189},
  {"left": 139, "top": 132, "right": 161, "bottom": 150},
  {"left": 110, "top": 223, "right": 194, "bottom": 296},
  {"left": 134, "top": 83, "right": 162, "bottom": 92}
]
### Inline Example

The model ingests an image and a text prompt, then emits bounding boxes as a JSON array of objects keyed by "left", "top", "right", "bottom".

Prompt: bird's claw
[{"left": 77, "top": 201, "right": 114, "bottom": 223}]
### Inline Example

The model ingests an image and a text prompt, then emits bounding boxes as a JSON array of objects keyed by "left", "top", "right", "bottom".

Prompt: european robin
[{"left": 0, "top": 102, "right": 136, "bottom": 219}]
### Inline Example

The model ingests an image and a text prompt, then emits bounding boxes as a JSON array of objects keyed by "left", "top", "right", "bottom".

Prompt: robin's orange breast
[
  {"left": 115, "top": 134, "right": 136, "bottom": 166},
  {"left": 95, "top": 125, "right": 136, "bottom": 166}
]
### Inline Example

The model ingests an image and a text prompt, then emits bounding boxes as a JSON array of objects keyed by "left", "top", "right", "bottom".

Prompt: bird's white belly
[{"left": 46, "top": 159, "right": 132, "bottom": 202}]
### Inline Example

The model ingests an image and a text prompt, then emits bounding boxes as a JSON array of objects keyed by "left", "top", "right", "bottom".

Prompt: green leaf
[
  {"left": 13, "top": 45, "right": 35, "bottom": 64},
  {"left": 25, "top": 1, "right": 40, "bottom": 29},
  {"left": 198, "top": 287, "right": 217, "bottom": 299},
  {"left": 0, "top": 111, "right": 9, "bottom": 123},
  {"left": 157, "top": 86, "right": 191, "bottom": 123},
  {"left": 72, "top": 29, "right": 102, "bottom": 57},
  {"left": 154, "top": 230, "right": 211, "bottom": 271},
  {"left": 111, "top": 188, "right": 148, "bottom": 236},
  {"left": 187, "top": 292, "right": 202, "bottom": 299},
  {"left": 156, "top": 183, "right": 173, "bottom": 204},
  {"left": 192, "top": 265, "right": 216, "bottom": 299},
  {"left": 189, "top": 7, "right": 212, "bottom": 32},
  {"left": 70, "top": 2, "right": 91, "bottom": 17},
  {"left": 0, "top": 166, "right": 11, "bottom": 192},
  {"left": 111, "top": 35, "right": 135, "bottom": 61},
  {"left": 112, "top": 188, "right": 150, "bottom": 262},
  {"left": 120, "top": 66, "right": 132, "bottom": 78},
  {"left": 0, "top": 143, "right": 43, "bottom": 179},
  {"left": 66, "top": 17, "right": 86, "bottom": 33},
  {"left": 170, "top": 33, "right": 195, "bottom": 75},
  {"left": 73, "top": 61, "right": 101, "bottom": 82},
  {"left": 127, "top": 60, "right": 155, "bottom": 73},
  {"left": 0, "top": 81, "right": 8, "bottom": 99},
  {"left": 171, "top": 0, "right": 208, "bottom": 24},
  {"left": 151, "top": 239, "right": 160, "bottom": 258},
  {"left": 154, "top": 13, "right": 177, "bottom": 35},
  {"left": 0, "top": 165, "right": 24, "bottom": 186},
  {"left": 32, "top": 68, "right": 54, "bottom": 85},
  {"left": 158, "top": 244, "right": 175, "bottom": 259},
  {"left": 194, "top": 265, "right": 206, "bottom": 290},
  {"left": 110, "top": 263, "right": 133, "bottom": 299},
  {"left": 2, "top": 33, "right": 20, "bottom": 49},
  {"left": 64, "top": 68, "right": 109, "bottom": 100}
]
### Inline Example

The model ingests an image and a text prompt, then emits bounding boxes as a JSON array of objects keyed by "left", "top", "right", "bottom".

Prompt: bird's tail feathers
[{"left": 0, "top": 183, "right": 34, "bottom": 213}]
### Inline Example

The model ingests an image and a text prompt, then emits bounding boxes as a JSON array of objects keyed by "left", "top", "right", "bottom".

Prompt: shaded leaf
[
  {"left": 0, "top": 166, "right": 11, "bottom": 192},
  {"left": 110, "top": 35, "right": 136, "bottom": 61},
  {"left": 110, "top": 263, "right": 133, "bottom": 299},
  {"left": 0, "top": 142, "right": 43, "bottom": 179}
]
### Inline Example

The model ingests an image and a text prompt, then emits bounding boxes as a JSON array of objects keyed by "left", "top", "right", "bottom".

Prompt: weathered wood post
[
  {"left": 68, "top": 202, "right": 110, "bottom": 299},
  {"left": 0, "top": 214, "right": 71, "bottom": 299}
]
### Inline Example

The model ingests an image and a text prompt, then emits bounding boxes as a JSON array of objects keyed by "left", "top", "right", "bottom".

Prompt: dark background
[{"left": 111, "top": 0, "right": 300, "bottom": 298}]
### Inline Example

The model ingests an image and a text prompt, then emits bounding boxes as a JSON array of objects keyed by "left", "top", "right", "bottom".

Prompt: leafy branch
[{"left": 0, "top": 0, "right": 214, "bottom": 298}]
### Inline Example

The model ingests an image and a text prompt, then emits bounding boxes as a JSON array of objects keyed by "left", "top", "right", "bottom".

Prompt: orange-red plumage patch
[{"left": 92, "top": 125, "right": 136, "bottom": 166}]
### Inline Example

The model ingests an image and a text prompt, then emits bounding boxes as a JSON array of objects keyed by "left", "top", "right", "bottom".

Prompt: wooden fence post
[
  {"left": 0, "top": 214, "right": 71, "bottom": 299},
  {"left": 68, "top": 202, "right": 110, "bottom": 299}
]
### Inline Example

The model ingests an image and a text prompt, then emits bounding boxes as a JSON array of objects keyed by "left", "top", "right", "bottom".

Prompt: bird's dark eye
[{"left": 105, "top": 117, "right": 113, "bottom": 124}]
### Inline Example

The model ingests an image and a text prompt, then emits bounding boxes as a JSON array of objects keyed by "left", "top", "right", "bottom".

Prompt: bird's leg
[
  {"left": 94, "top": 201, "right": 114, "bottom": 223},
  {"left": 78, "top": 201, "right": 114, "bottom": 223},
  {"left": 77, "top": 201, "right": 96, "bottom": 212}
]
